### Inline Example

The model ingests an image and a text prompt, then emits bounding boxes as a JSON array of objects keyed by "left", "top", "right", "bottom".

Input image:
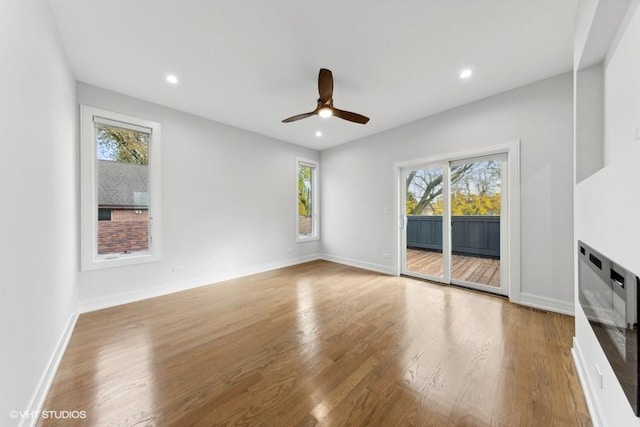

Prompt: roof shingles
[{"left": 98, "top": 160, "right": 149, "bottom": 208}]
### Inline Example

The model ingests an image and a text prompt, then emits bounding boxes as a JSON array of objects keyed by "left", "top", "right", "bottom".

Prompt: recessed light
[
  {"left": 315, "top": 131, "right": 323, "bottom": 137},
  {"left": 165, "top": 74, "right": 179, "bottom": 84},
  {"left": 459, "top": 69, "right": 472, "bottom": 79}
]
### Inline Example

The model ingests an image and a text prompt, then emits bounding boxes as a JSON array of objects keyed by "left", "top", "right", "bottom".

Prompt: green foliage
[
  {"left": 406, "top": 192, "right": 418, "bottom": 215},
  {"left": 97, "top": 124, "right": 149, "bottom": 165},
  {"left": 406, "top": 160, "right": 501, "bottom": 216},
  {"left": 451, "top": 193, "right": 501, "bottom": 215},
  {"left": 298, "top": 165, "right": 312, "bottom": 217},
  {"left": 451, "top": 160, "right": 501, "bottom": 215}
]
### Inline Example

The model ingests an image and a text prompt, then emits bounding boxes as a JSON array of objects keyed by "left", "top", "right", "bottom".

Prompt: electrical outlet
[
  {"left": 173, "top": 265, "right": 184, "bottom": 273},
  {"left": 383, "top": 253, "right": 391, "bottom": 259}
]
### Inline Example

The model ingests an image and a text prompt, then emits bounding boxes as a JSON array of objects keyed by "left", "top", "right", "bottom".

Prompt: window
[
  {"left": 297, "top": 158, "right": 319, "bottom": 241},
  {"left": 81, "top": 105, "right": 162, "bottom": 270},
  {"left": 98, "top": 208, "right": 112, "bottom": 221}
]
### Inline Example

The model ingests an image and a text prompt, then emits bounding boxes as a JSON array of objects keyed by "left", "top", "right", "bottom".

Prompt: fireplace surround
[{"left": 578, "top": 241, "right": 639, "bottom": 415}]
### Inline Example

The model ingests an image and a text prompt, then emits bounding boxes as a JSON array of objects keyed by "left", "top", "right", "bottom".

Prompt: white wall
[
  {"left": 321, "top": 73, "right": 574, "bottom": 310},
  {"left": 0, "top": 0, "right": 78, "bottom": 424},
  {"left": 576, "top": 64, "right": 604, "bottom": 183},
  {"left": 574, "top": 2, "right": 640, "bottom": 426},
  {"left": 77, "top": 83, "right": 320, "bottom": 310}
]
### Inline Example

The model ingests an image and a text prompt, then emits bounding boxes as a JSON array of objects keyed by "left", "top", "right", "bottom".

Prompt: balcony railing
[{"left": 406, "top": 215, "right": 500, "bottom": 259}]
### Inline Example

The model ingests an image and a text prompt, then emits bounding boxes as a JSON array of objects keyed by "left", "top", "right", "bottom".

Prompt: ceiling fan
[{"left": 282, "top": 68, "right": 370, "bottom": 124}]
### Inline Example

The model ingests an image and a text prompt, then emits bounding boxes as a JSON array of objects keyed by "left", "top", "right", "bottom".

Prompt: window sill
[
  {"left": 81, "top": 251, "right": 161, "bottom": 271},
  {"left": 296, "top": 235, "right": 320, "bottom": 243}
]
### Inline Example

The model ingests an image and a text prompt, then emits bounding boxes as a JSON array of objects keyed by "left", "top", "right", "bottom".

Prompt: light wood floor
[
  {"left": 40, "top": 261, "right": 590, "bottom": 426},
  {"left": 407, "top": 249, "right": 501, "bottom": 288}
]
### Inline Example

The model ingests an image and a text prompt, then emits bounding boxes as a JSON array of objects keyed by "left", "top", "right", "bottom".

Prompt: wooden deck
[{"left": 407, "top": 248, "right": 501, "bottom": 287}]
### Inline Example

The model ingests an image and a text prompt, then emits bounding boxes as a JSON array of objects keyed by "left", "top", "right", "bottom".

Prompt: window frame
[
  {"left": 80, "top": 105, "right": 162, "bottom": 271},
  {"left": 296, "top": 157, "right": 320, "bottom": 242}
]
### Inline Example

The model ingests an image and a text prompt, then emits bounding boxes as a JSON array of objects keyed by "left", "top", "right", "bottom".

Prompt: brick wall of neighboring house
[
  {"left": 298, "top": 216, "right": 312, "bottom": 236},
  {"left": 98, "top": 209, "right": 149, "bottom": 254},
  {"left": 111, "top": 209, "right": 148, "bottom": 222}
]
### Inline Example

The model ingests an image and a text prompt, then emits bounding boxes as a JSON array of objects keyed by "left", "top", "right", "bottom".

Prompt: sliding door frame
[
  {"left": 448, "top": 153, "right": 508, "bottom": 295},
  {"left": 393, "top": 141, "right": 521, "bottom": 303},
  {"left": 400, "top": 163, "right": 451, "bottom": 284}
]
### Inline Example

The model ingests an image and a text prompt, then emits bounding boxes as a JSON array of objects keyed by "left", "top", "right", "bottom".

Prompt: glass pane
[
  {"left": 405, "top": 166, "right": 444, "bottom": 279},
  {"left": 450, "top": 160, "right": 501, "bottom": 287},
  {"left": 298, "top": 164, "right": 313, "bottom": 237},
  {"left": 95, "top": 122, "right": 150, "bottom": 255}
]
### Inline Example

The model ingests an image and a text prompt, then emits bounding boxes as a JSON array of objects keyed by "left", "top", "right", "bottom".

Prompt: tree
[
  {"left": 452, "top": 160, "right": 500, "bottom": 196},
  {"left": 405, "top": 164, "right": 473, "bottom": 215},
  {"left": 406, "top": 160, "right": 501, "bottom": 216},
  {"left": 451, "top": 193, "right": 501, "bottom": 215},
  {"left": 451, "top": 160, "right": 501, "bottom": 215},
  {"left": 97, "top": 124, "right": 149, "bottom": 165},
  {"left": 298, "top": 165, "right": 312, "bottom": 217}
]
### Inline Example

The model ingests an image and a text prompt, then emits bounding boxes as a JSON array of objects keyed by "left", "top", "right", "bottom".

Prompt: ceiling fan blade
[
  {"left": 283, "top": 69, "right": 368, "bottom": 125},
  {"left": 332, "top": 108, "right": 369, "bottom": 124},
  {"left": 282, "top": 111, "right": 316, "bottom": 123},
  {"left": 318, "top": 68, "right": 333, "bottom": 103}
]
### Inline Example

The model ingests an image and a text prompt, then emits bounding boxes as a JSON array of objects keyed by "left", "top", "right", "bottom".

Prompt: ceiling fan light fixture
[{"left": 318, "top": 107, "right": 333, "bottom": 118}]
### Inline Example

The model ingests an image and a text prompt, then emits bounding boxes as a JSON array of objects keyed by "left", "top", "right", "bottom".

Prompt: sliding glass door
[
  {"left": 403, "top": 165, "right": 449, "bottom": 283},
  {"left": 401, "top": 153, "right": 508, "bottom": 296}
]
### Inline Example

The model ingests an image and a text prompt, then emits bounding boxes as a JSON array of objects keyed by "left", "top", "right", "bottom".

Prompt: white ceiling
[{"left": 49, "top": 0, "right": 577, "bottom": 150}]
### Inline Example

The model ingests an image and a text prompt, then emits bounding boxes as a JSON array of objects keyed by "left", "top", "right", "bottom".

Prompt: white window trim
[
  {"left": 80, "top": 105, "right": 162, "bottom": 271},
  {"left": 296, "top": 157, "right": 320, "bottom": 242}
]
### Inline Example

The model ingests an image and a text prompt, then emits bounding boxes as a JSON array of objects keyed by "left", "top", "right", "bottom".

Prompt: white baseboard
[
  {"left": 518, "top": 292, "right": 574, "bottom": 315},
  {"left": 20, "top": 313, "right": 78, "bottom": 427},
  {"left": 572, "top": 337, "right": 603, "bottom": 427},
  {"left": 319, "top": 254, "right": 394, "bottom": 275},
  {"left": 78, "top": 254, "right": 322, "bottom": 313}
]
